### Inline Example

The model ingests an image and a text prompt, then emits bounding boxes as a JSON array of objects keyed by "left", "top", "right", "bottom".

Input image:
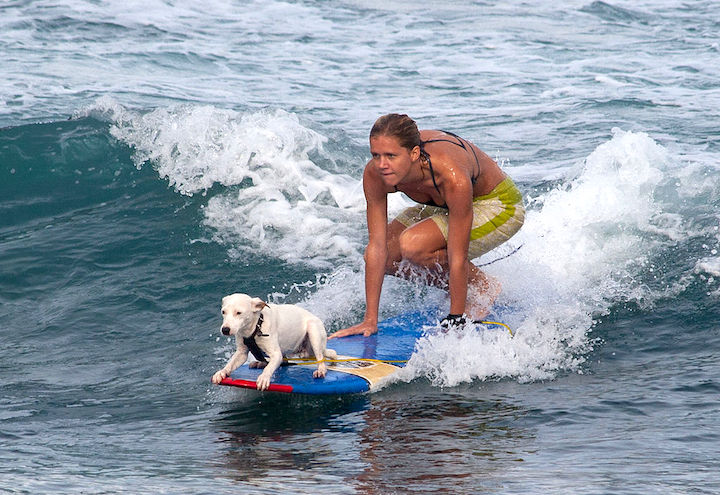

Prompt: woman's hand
[{"left": 328, "top": 320, "right": 378, "bottom": 339}]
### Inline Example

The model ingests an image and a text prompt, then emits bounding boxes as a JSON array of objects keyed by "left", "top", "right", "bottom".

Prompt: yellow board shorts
[{"left": 393, "top": 176, "right": 525, "bottom": 260}]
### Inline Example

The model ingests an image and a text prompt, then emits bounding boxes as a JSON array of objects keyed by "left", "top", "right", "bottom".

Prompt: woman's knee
[
  {"left": 398, "top": 228, "right": 430, "bottom": 264},
  {"left": 363, "top": 241, "right": 402, "bottom": 275}
]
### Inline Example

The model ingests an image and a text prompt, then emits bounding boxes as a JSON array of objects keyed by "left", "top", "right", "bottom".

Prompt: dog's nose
[{"left": 221, "top": 327, "right": 230, "bottom": 336}]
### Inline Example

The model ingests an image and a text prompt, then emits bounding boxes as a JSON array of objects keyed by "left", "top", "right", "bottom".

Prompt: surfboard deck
[{"left": 218, "top": 307, "right": 513, "bottom": 395}]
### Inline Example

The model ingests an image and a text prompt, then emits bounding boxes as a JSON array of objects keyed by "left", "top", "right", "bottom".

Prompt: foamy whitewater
[{"left": 2, "top": 1, "right": 719, "bottom": 493}]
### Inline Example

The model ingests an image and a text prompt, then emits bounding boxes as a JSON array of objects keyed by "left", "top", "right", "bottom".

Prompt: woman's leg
[
  {"left": 465, "top": 264, "right": 501, "bottom": 319},
  {"left": 386, "top": 218, "right": 499, "bottom": 318}
]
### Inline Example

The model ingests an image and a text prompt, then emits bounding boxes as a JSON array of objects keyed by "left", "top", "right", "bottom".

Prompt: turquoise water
[{"left": 2, "top": 1, "right": 719, "bottom": 493}]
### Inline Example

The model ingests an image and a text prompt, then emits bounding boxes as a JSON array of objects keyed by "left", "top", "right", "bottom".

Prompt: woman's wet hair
[{"left": 370, "top": 114, "right": 422, "bottom": 151}]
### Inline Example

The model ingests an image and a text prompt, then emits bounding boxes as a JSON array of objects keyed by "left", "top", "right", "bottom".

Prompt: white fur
[{"left": 211, "top": 293, "right": 337, "bottom": 391}]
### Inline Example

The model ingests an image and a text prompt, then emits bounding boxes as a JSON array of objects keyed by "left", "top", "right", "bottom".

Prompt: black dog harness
[{"left": 243, "top": 312, "right": 269, "bottom": 364}]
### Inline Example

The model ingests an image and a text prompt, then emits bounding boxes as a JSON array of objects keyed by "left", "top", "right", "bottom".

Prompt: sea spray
[
  {"left": 396, "top": 129, "right": 701, "bottom": 385},
  {"left": 84, "top": 100, "right": 383, "bottom": 268}
]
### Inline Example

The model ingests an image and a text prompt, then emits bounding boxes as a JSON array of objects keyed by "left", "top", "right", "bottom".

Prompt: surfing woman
[{"left": 329, "top": 114, "right": 524, "bottom": 339}]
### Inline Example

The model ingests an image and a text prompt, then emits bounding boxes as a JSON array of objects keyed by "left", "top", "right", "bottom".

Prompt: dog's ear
[{"left": 250, "top": 297, "right": 268, "bottom": 312}]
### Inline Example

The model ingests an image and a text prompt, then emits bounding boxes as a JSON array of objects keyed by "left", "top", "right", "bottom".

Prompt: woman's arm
[
  {"left": 329, "top": 165, "right": 388, "bottom": 339},
  {"left": 442, "top": 175, "right": 474, "bottom": 315},
  {"left": 361, "top": 165, "right": 389, "bottom": 327}
]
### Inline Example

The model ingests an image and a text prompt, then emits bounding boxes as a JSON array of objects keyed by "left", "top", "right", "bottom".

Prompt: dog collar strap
[{"left": 243, "top": 312, "right": 268, "bottom": 364}]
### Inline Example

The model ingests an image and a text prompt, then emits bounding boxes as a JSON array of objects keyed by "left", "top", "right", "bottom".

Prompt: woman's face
[{"left": 369, "top": 134, "right": 419, "bottom": 187}]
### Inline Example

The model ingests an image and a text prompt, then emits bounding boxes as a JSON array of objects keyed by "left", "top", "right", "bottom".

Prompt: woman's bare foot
[{"left": 328, "top": 320, "right": 378, "bottom": 339}]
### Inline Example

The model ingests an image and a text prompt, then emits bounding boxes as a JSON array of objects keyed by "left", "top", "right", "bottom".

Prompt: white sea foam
[
  {"left": 696, "top": 258, "right": 720, "bottom": 278},
  {"left": 513, "top": 128, "right": 670, "bottom": 303},
  {"left": 694, "top": 221, "right": 720, "bottom": 296},
  {"left": 85, "top": 99, "right": 413, "bottom": 268}
]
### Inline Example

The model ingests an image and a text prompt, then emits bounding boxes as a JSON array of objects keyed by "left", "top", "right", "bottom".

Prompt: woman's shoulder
[{"left": 419, "top": 129, "right": 444, "bottom": 140}]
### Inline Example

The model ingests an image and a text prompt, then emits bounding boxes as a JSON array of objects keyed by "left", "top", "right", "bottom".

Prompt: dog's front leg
[
  {"left": 255, "top": 350, "right": 283, "bottom": 391},
  {"left": 211, "top": 346, "right": 249, "bottom": 384}
]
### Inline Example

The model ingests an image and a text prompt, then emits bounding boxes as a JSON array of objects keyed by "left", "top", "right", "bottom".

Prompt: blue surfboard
[{"left": 218, "top": 308, "right": 514, "bottom": 395}]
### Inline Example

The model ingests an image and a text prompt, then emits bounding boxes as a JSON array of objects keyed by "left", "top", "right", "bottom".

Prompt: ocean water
[{"left": 1, "top": 0, "right": 719, "bottom": 493}]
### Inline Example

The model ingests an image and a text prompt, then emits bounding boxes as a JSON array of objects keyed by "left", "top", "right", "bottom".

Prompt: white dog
[{"left": 211, "top": 293, "right": 337, "bottom": 391}]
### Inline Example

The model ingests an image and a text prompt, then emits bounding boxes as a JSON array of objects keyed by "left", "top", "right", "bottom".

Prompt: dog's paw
[
  {"left": 211, "top": 369, "right": 228, "bottom": 384},
  {"left": 313, "top": 363, "right": 328, "bottom": 379},
  {"left": 256, "top": 373, "right": 272, "bottom": 391}
]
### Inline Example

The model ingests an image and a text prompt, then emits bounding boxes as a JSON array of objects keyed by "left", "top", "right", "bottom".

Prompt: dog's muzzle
[{"left": 221, "top": 327, "right": 231, "bottom": 336}]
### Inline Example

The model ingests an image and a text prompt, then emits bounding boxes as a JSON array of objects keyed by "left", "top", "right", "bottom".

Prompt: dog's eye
[{"left": 236, "top": 311, "right": 242, "bottom": 316}]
